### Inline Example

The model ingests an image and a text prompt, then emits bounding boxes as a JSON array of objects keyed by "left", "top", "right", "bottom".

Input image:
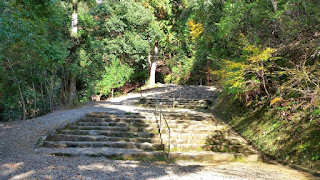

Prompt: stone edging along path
[{"left": 0, "top": 84, "right": 317, "bottom": 179}]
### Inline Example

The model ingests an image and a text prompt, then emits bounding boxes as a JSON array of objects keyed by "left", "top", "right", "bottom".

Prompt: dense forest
[{"left": 0, "top": 0, "right": 319, "bottom": 170}]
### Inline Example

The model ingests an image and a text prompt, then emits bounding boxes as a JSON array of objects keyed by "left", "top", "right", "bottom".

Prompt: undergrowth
[{"left": 214, "top": 94, "right": 320, "bottom": 171}]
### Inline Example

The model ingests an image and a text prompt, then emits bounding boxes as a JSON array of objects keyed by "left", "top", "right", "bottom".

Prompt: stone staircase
[
  {"left": 138, "top": 98, "right": 212, "bottom": 109},
  {"left": 40, "top": 111, "right": 259, "bottom": 162}
]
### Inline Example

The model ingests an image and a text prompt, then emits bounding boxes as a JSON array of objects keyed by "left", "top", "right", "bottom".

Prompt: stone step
[
  {"left": 58, "top": 130, "right": 241, "bottom": 142},
  {"left": 145, "top": 101, "right": 209, "bottom": 105},
  {"left": 59, "top": 130, "right": 159, "bottom": 138},
  {"left": 46, "top": 134, "right": 157, "bottom": 143},
  {"left": 141, "top": 105, "right": 209, "bottom": 109},
  {"left": 86, "top": 113, "right": 145, "bottom": 119},
  {"left": 69, "top": 125, "right": 227, "bottom": 134},
  {"left": 160, "top": 138, "right": 242, "bottom": 145},
  {"left": 38, "top": 147, "right": 259, "bottom": 162},
  {"left": 159, "top": 134, "right": 247, "bottom": 145},
  {"left": 46, "top": 134, "right": 243, "bottom": 145},
  {"left": 38, "top": 147, "right": 166, "bottom": 159},
  {"left": 142, "top": 98, "right": 211, "bottom": 101},
  {"left": 42, "top": 141, "right": 164, "bottom": 151},
  {"left": 88, "top": 111, "right": 213, "bottom": 120},
  {"left": 76, "top": 121, "right": 158, "bottom": 128},
  {"left": 140, "top": 98, "right": 212, "bottom": 104},
  {"left": 144, "top": 102, "right": 209, "bottom": 105},
  {"left": 76, "top": 121, "right": 224, "bottom": 129},
  {"left": 144, "top": 103, "right": 209, "bottom": 107},
  {"left": 85, "top": 112, "right": 222, "bottom": 123},
  {"left": 139, "top": 99, "right": 211, "bottom": 109},
  {"left": 168, "top": 144, "right": 253, "bottom": 153},
  {"left": 68, "top": 126, "right": 157, "bottom": 133},
  {"left": 80, "top": 117, "right": 154, "bottom": 124},
  {"left": 80, "top": 117, "right": 219, "bottom": 126},
  {"left": 158, "top": 127, "right": 228, "bottom": 134},
  {"left": 161, "top": 112, "right": 212, "bottom": 118},
  {"left": 154, "top": 115, "right": 214, "bottom": 121},
  {"left": 85, "top": 114, "right": 212, "bottom": 121},
  {"left": 169, "top": 151, "right": 259, "bottom": 162}
]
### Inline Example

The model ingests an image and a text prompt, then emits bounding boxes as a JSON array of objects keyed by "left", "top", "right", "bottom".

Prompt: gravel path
[{"left": 0, "top": 85, "right": 316, "bottom": 180}]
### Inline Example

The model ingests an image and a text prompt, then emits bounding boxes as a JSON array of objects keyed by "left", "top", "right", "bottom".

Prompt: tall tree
[
  {"left": 65, "top": 0, "right": 96, "bottom": 105},
  {"left": 86, "top": 0, "right": 162, "bottom": 93},
  {"left": 269, "top": 0, "right": 277, "bottom": 12},
  {"left": 0, "top": 0, "right": 70, "bottom": 120},
  {"left": 149, "top": 41, "right": 158, "bottom": 85},
  {"left": 67, "top": 0, "right": 79, "bottom": 104}
]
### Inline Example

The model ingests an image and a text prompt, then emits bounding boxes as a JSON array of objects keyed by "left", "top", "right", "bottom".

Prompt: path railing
[{"left": 154, "top": 98, "right": 171, "bottom": 159}]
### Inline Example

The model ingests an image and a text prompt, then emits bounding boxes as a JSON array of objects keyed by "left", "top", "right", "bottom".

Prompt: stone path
[{"left": 0, "top": 84, "right": 316, "bottom": 179}]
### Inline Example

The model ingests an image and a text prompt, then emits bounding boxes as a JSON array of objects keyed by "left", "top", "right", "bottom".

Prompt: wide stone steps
[
  {"left": 68, "top": 125, "right": 227, "bottom": 133},
  {"left": 58, "top": 130, "right": 158, "bottom": 138},
  {"left": 42, "top": 141, "right": 164, "bottom": 151},
  {"left": 138, "top": 98, "right": 212, "bottom": 109},
  {"left": 87, "top": 112, "right": 212, "bottom": 120},
  {"left": 76, "top": 121, "right": 158, "bottom": 128},
  {"left": 143, "top": 105, "right": 208, "bottom": 109},
  {"left": 76, "top": 121, "right": 224, "bottom": 129},
  {"left": 85, "top": 112, "right": 222, "bottom": 123},
  {"left": 42, "top": 140, "right": 250, "bottom": 153},
  {"left": 40, "top": 110, "right": 259, "bottom": 162},
  {"left": 46, "top": 134, "right": 157, "bottom": 143},
  {"left": 45, "top": 134, "right": 244, "bottom": 145},
  {"left": 139, "top": 98, "right": 211, "bottom": 103},
  {"left": 56, "top": 129, "right": 241, "bottom": 141},
  {"left": 37, "top": 148, "right": 259, "bottom": 162},
  {"left": 80, "top": 117, "right": 220, "bottom": 126},
  {"left": 86, "top": 113, "right": 144, "bottom": 119}
]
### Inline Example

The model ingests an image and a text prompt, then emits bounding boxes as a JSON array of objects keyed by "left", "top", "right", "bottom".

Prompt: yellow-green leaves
[{"left": 187, "top": 20, "right": 204, "bottom": 40}]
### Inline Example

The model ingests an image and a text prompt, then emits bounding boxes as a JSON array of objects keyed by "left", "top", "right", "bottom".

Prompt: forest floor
[{"left": 0, "top": 84, "right": 317, "bottom": 180}]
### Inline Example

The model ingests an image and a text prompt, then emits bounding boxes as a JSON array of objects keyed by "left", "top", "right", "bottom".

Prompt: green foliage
[
  {"left": 91, "top": 0, "right": 158, "bottom": 59},
  {"left": 96, "top": 59, "right": 133, "bottom": 95},
  {"left": 0, "top": 0, "right": 70, "bottom": 120},
  {"left": 165, "top": 55, "right": 195, "bottom": 84},
  {"left": 215, "top": 94, "right": 320, "bottom": 171},
  {"left": 85, "top": 0, "right": 162, "bottom": 88},
  {"left": 312, "top": 108, "right": 320, "bottom": 116},
  {"left": 212, "top": 38, "right": 275, "bottom": 101}
]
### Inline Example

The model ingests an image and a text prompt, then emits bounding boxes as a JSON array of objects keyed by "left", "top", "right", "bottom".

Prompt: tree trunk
[
  {"left": 60, "top": 70, "right": 68, "bottom": 104},
  {"left": 32, "top": 82, "right": 36, "bottom": 119},
  {"left": 261, "top": 61, "right": 270, "bottom": 96},
  {"left": 147, "top": 53, "right": 151, "bottom": 76},
  {"left": 149, "top": 41, "right": 158, "bottom": 86},
  {"left": 44, "top": 80, "right": 52, "bottom": 112},
  {"left": 68, "top": 76, "right": 77, "bottom": 104},
  {"left": 67, "top": 0, "right": 78, "bottom": 105},
  {"left": 40, "top": 82, "right": 46, "bottom": 113},
  {"left": 269, "top": 0, "right": 277, "bottom": 12},
  {"left": 206, "top": 59, "right": 211, "bottom": 86},
  {"left": 71, "top": 0, "right": 78, "bottom": 38},
  {"left": 302, "top": 0, "right": 307, "bottom": 14},
  {"left": 17, "top": 85, "right": 26, "bottom": 120},
  {"left": 50, "top": 72, "right": 57, "bottom": 111}
]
